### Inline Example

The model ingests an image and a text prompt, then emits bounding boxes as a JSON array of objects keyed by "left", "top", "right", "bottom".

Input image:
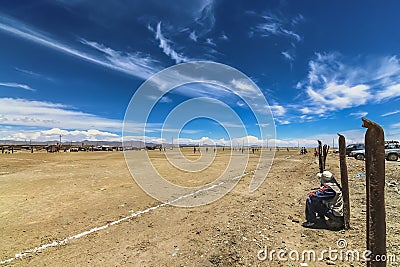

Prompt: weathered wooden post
[
  {"left": 362, "top": 117, "right": 386, "bottom": 267},
  {"left": 317, "top": 141, "right": 330, "bottom": 172},
  {"left": 323, "top": 144, "right": 329, "bottom": 170},
  {"left": 318, "top": 140, "right": 323, "bottom": 173},
  {"left": 338, "top": 133, "right": 351, "bottom": 229}
]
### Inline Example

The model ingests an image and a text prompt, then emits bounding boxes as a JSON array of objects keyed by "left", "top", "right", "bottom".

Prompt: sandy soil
[{"left": 0, "top": 148, "right": 398, "bottom": 266}]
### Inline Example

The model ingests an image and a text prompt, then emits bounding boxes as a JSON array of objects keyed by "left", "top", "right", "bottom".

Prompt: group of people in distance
[{"left": 300, "top": 147, "right": 308, "bottom": 154}]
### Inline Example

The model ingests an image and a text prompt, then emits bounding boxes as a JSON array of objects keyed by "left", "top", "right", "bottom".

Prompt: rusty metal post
[
  {"left": 318, "top": 140, "right": 323, "bottom": 173},
  {"left": 338, "top": 133, "right": 351, "bottom": 230},
  {"left": 362, "top": 117, "right": 386, "bottom": 267}
]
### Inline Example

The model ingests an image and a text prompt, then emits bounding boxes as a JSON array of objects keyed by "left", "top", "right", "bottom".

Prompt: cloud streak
[
  {"left": 349, "top": 111, "right": 368, "bottom": 118},
  {"left": 251, "top": 12, "right": 303, "bottom": 66},
  {"left": 154, "top": 22, "right": 188, "bottom": 64},
  {"left": 0, "top": 82, "right": 35, "bottom": 91},
  {"left": 254, "top": 14, "right": 303, "bottom": 42},
  {"left": 281, "top": 51, "right": 294, "bottom": 61},
  {"left": 189, "top": 31, "right": 198, "bottom": 42},
  {"left": 79, "top": 39, "right": 160, "bottom": 79},
  {"left": 0, "top": 17, "right": 160, "bottom": 80},
  {"left": 193, "top": 0, "right": 216, "bottom": 36},
  {"left": 381, "top": 110, "right": 400, "bottom": 117},
  {"left": 14, "top": 67, "right": 53, "bottom": 81}
]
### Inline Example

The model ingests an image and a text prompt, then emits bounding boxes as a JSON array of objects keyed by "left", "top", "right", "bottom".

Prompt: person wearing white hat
[{"left": 302, "top": 171, "right": 344, "bottom": 230}]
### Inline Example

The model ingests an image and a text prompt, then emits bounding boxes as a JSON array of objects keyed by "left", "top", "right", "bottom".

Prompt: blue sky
[{"left": 0, "top": 1, "right": 400, "bottom": 146}]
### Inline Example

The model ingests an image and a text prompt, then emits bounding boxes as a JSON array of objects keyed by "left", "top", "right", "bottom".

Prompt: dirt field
[{"left": 0, "top": 148, "right": 399, "bottom": 266}]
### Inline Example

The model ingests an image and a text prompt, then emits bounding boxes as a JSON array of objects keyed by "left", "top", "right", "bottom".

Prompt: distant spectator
[{"left": 314, "top": 148, "right": 318, "bottom": 157}]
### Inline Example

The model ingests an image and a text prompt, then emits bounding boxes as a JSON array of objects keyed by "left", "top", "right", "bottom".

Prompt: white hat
[{"left": 317, "top": 171, "right": 333, "bottom": 183}]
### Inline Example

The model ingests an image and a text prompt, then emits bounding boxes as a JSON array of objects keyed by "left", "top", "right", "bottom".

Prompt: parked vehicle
[
  {"left": 385, "top": 141, "right": 400, "bottom": 149},
  {"left": 348, "top": 140, "right": 400, "bottom": 161},
  {"left": 385, "top": 148, "right": 400, "bottom": 161},
  {"left": 349, "top": 149, "right": 366, "bottom": 160},
  {"left": 346, "top": 143, "right": 365, "bottom": 156}
]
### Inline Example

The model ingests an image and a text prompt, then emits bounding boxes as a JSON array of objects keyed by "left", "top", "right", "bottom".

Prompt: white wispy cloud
[
  {"left": 0, "top": 98, "right": 124, "bottom": 132},
  {"left": 189, "top": 31, "right": 198, "bottom": 42},
  {"left": 220, "top": 32, "right": 229, "bottom": 41},
  {"left": 236, "top": 101, "right": 246, "bottom": 107},
  {"left": 297, "top": 52, "right": 400, "bottom": 116},
  {"left": 206, "top": 38, "right": 216, "bottom": 46},
  {"left": 0, "top": 97, "right": 242, "bottom": 140},
  {"left": 381, "top": 110, "right": 400, "bottom": 117},
  {"left": 0, "top": 82, "right": 35, "bottom": 91},
  {"left": 0, "top": 17, "right": 159, "bottom": 80},
  {"left": 306, "top": 83, "right": 371, "bottom": 110},
  {"left": 193, "top": 0, "right": 216, "bottom": 36},
  {"left": 251, "top": 12, "right": 302, "bottom": 66},
  {"left": 159, "top": 96, "right": 173, "bottom": 103},
  {"left": 230, "top": 79, "right": 263, "bottom": 99},
  {"left": 375, "top": 83, "right": 400, "bottom": 100},
  {"left": 2, "top": 127, "right": 121, "bottom": 142},
  {"left": 172, "top": 135, "right": 272, "bottom": 147},
  {"left": 349, "top": 111, "right": 368, "bottom": 118},
  {"left": 291, "top": 14, "right": 305, "bottom": 26},
  {"left": 254, "top": 13, "right": 303, "bottom": 42},
  {"left": 375, "top": 55, "right": 400, "bottom": 82},
  {"left": 274, "top": 118, "right": 290, "bottom": 125},
  {"left": 79, "top": 39, "right": 159, "bottom": 79},
  {"left": 280, "top": 28, "right": 301, "bottom": 42},
  {"left": 154, "top": 22, "right": 188, "bottom": 64},
  {"left": 217, "top": 121, "right": 244, "bottom": 128},
  {"left": 14, "top": 67, "right": 53, "bottom": 81},
  {"left": 281, "top": 50, "right": 295, "bottom": 62},
  {"left": 270, "top": 105, "right": 286, "bottom": 117},
  {"left": 386, "top": 124, "right": 400, "bottom": 141},
  {"left": 229, "top": 79, "right": 287, "bottom": 124}
]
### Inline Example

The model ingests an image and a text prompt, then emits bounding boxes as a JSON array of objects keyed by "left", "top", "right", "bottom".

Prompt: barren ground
[{"left": 0, "top": 148, "right": 399, "bottom": 266}]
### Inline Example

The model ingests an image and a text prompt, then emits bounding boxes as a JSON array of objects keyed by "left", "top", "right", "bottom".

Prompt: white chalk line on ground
[{"left": 0, "top": 169, "right": 257, "bottom": 265}]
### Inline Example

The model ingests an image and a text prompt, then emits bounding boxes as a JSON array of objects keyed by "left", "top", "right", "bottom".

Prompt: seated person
[{"left": 302, "top": 171, "right": 344, "bottom": 230}]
